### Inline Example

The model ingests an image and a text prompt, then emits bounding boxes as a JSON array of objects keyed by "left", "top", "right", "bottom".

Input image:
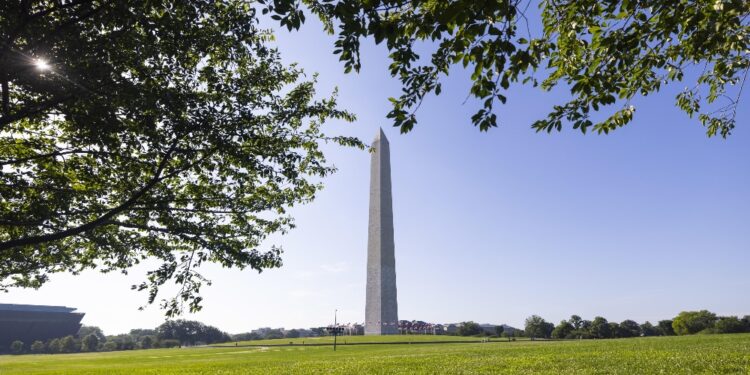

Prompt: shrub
[
  {"left": 657, "top": 320, "right": 675, "bottom": 336},
  {"left": 673, "top": 311, "right": 717, "bottom": 335},
  {"left": 47, "top": 338, "right": 62, "bottom": 353},
  {"left": 60, "top": 336, "right": 79, "bottom": 353},
  {"left": 618, "top": 320, "right": 641, "bottom": 338},
  {"left": 10, "top": 340, "right": 24, "bottom": 354},
  {"left": 590, "top": 317, "right": 612, "bottom": 339},
  {"left": 640, "top": 322, "right": 659, "bottom": 337},
  {"left": 139, "top": 335, "right": 154, "bottom": 349},
  {"left": 457, "top": 322, "right": 483, "bottom": 336},
  {"left": 285, "top": 329, "right": 300, "bottom": 339},
  {"left": 525, "top": 316, "right": 554, "bottom": 339},
  {"left": 714, "top": 317, "right": 746, "bottom": 334},
  {"left": 161, "top": 339, "right": 181, "bottom": 348},
  {"left": 566, "top": 331, "right": 594, "bottom": 339},
  {"left": 30, "top": 341, "right": 46, "bottom": 354},
  {"left": 551, "top": 321, "right": 573, "bottom": 339},
  {"left": 81, "top": 334, "right": 99, "bottom": 352},
  {"left": 742, "top": 316, "right": 750, "bottom": 332},
  {"left": 106, "top": 334, "right": 135, "bottom": 350}
]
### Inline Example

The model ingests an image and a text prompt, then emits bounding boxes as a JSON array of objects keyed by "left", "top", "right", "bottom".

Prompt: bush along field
[{"left": 0, "top": 333, "right": 749, "bottom": 374}]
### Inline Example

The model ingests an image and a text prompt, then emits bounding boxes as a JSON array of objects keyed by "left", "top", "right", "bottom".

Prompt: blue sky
[{"left": 4, "top": 14, "right": 749, "bottom": 335}]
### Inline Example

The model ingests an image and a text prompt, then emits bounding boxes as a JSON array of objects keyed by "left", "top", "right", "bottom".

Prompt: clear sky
[{"left": 4, "top": 14, "right": 749, "bottom": 335}]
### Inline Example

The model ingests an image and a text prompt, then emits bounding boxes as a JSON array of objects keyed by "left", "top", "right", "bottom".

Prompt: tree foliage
[
  {"left": 232, "top": 332, "right": 262, "bottom": 341},
  {"left": 78, "top": 326, "right": 106, "bottom": 342},
  {"left": 524, "top": 315, "right": 553, "bottom": 339},
  {"left": 640, "top": 321, "right": 658, "bottom": 337},
  {"left": 658, "top": 319, "right": 675, "bottom": 336},
  {"left": 156, "top": 319, "right": 230, "bottom": 345},
  {"left": 47, "top": 338, "right": 62, "bottom": 353},
  {"left": 514, "top": 311, "right": 748, "bottom": 341},
  {"left": 129, "top": 328, "right": 158, "bottom": 341},
  {"left": 81, "top": 334, "right": 99, "bottom": 352},
  {"left": 60, "top": 335, "right": 78, "bottom": 353},
  {"left": 285, "top": 329, "right": 300, "bottom": 338},
  {"left": 618, "top": 319, "right": 641, "bottom": 338},
  {"left": 262, "top": 0, "right": 749, "bottom": 136},
  {"left": 139, "top": 335, "right": 154, "bottom": 349},
  {"left": 495, "top": 325, "right": 505, "bottom": 337},
  {"left": 264, "top": 329, "right": 285, "bottom": 340},
  {"left": 590, "top": 316, "right": 612, "bottom": 339},
  {"left": 569, "top": 315, "right": 584, "bottom": 330},
  {"left": 0, "top": 0, "right": 360, "bottom": 316},
  {"left": 9, "top": 340, "right": 24, "bottom": 354},
  {"left": 457, "top": 321, "right": 483, "bottom": 336},
  {"left": 713, "top": 316, "right": 747, "bottom": 334},
  {"left": 551, "top": 320, "right": 574, "bottom": 339},
  {"left": 107, "top": 334, "right": 136, "bottom": 350},
  {"left": 672, "top": 310, "right": 718, "bottom": 335},
  {"left": 30, "top": 340, "right": 45, "bottom": 353}
]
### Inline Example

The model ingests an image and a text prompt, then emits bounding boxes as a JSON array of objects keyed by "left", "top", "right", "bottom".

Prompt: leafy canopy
[
  {"left": 524, "top": 314, "right": 553, "bottom": 339},
  {"left": 262, "top": 0, "right": 749, "bottom": 136},
  {"left": 672, "top": 310, "right": 718, "bottom": 335},
  {"left": 0, "top": 1, "right": 360, "bottom": 316}
]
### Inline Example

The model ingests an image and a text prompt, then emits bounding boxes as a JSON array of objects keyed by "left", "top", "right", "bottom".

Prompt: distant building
[
  {"left": 398, "top": 320, "right": 439, "bottom": 335},
  {"left": 499, "top": 324, "right": 518, "bottom": 335},
  {"left": 480, "top": 324, "right": 499, "bottom": 335},
  {"left": 0, "top": 303, "right": 84, "bottom": 352},
  {"left": 346, "top": 324, "right": 365, "bottom": 336},
  {"left": 433, "top": 324, "right": 446, "bottom": 335}
]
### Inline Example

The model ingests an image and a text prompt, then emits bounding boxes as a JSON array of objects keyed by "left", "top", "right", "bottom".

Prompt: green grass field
[
  {"left": 223, "top": 334, "right": 492, "bottom": 346},
  {"left": 1, "top": 334, "right": 749, "bottom": 374}
]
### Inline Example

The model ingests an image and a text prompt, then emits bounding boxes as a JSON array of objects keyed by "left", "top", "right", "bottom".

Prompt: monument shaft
[{"left": 365, "top": 129, "right": 399, "bottom": 335}]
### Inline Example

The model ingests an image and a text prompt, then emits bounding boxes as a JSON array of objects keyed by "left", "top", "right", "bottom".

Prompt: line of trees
[
  {"left": 8, "top": 320, "right": 231, "bottom": 355},
  {"left": 232, "top": 329, "right": 285, "bottom": 341},
  {"left": 156, "top": 320, "right": 231, "bottom": 347},
  {"left": 524, "top": 310, "right": 750, "bottom": 340},
  {"left": 456, "top": 322, "right": 485, "bottom": 336},
  {"left": 452, "top": 322, "right": 517, "bottom": 339},
  {"left": 232, "top": 327, "right": 332, "bottom": 342}
]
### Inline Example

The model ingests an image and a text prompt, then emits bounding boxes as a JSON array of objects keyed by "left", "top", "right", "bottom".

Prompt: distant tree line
[
  {"left": 7, "top": 320, "right": 231, "bottom": 355},
  {"left": 451, "top": 322, "right": 520, "bottom": 340},
  {"left": 449, "top": 310, "right": 750, "bottom": 340},
  {"left": 231, "top": 329, "right": 283, "bottom": 341},
  {"left": 231, "top": 327, "right": 331, "bottom": 342},
  {"left": 8, "top": 310, "right": 748, "bottom": 354},
  {"left": 523, "top": 310, "right": 750, "bottom": 340},
  {"left": 455, "top": 322, "right": 485, "bottom": 337}
]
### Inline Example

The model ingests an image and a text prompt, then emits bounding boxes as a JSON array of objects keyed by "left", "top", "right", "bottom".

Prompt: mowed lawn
[
  {"left": 1, "top": 334, "right": 749, "bottom": 374},
  {"left": 223, "top": 334, "right": 492, "bottom": 346}
]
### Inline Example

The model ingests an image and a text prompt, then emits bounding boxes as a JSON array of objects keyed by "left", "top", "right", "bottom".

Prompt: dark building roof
[
  {"left": 0, "top": 303, "right": 84, "bottom": 352},
  {"left": 0, "top": 303, "right": 78, "bottom": 313}
]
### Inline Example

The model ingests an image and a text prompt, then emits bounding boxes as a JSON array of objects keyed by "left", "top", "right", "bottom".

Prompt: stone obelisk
[{"left": 365, "top": 128, "right": 399, "bottom": 335}]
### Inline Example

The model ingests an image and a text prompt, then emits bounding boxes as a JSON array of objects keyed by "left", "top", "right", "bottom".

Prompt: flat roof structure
[
  {"left": 0, "top": 303, "right": 84, "bottom": 352},
  {"left": 0, "top": 304, "right": 78, "bottom": 313}
]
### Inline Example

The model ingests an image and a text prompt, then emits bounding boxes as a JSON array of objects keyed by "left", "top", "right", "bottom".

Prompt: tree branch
[
  {"left": 0, "top": 148, "right": 150, "bottom": 166},
  {"left": 0, "top": 94, "right": 74, "bottom": 128},
  {"left": 28, "top": 0, "right": 97, "bottom": 20},
  {"left": 0, "top": 140, "right": 179, "bottom": 251},
  {"left": 1, "top": 81, "right": 8, "bottom": 115}
]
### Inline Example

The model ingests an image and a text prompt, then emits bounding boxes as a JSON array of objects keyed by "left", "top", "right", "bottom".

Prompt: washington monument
[{"left": 365, "top": 128, "right": 399, "bottom": 335}]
